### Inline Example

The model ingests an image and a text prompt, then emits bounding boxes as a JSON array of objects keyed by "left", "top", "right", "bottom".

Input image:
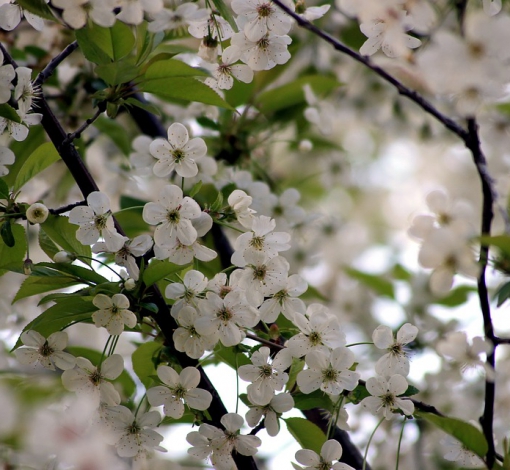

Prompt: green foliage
[
  {"left": 292, "top": 390, "right": 334, "bottom": 412},
  {"left": 416, "top": 411, "right": 489, "bottom": 459},
  {"left": 38, "top": 229, "right": 60, "bottom": 261},
  {"left": 17, "top": 0, "right": 55, "bottom": 20},
  {"left": 132, "top": 341, "right": 163, "bottom": 388},
  {"left": 344, "top": 267, "right": 395, "bottom": 298},
  {"left": 0, "top": 223, "right": 27, "bottom": 272},
  {"left": 0, "top": 104, "right": 22, "bottom": 123},
  {"left": 0, "top": 178, "right": 9, "bottom": 199},
  {"left": 13, "top": 297, "right": 96, "bottom": 350},
  {"left": 212, "top": 343, "right": 250, "bottom": 369},
  {"left": 13, "top": 274, "right": 85, "bottom": 303},
  {"left": 432, "top": 285, "right": 477, "bottom": 307},
  {"left": 1, "top": 219, "right": 15, "bottom": 248},
  {"left": 95, "top": 57, "right": 140, "bottom": 86},
  {"left": 144, "top": 59, "right": 208, "bottom": 79},
  {"left": 210, "top": 0, "right": 238, "bottom": 31},
  {"left": 93, "top": 116, "right": 132, "bottom": 155},
  {"left": 142, "top": 259, "right": 189, "bottom": 287},
  {"left": 496, "top": 281, "right": 510, "bottom": 307},
  {"left": 284, "top": 417, "right": 326, "bottom": 455},
  {"left": 66, "top": 346, "right": 136, "bottom": 399},
  {"left": 13, "top": 142, "right": 60, "bottom": 191},
  {"left": 40, "top": 214, "right": 92, "bottom": 263}
]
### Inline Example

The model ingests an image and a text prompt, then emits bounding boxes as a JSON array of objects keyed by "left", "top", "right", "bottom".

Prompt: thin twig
[
  {"left": 49, "top": 200, "right": 86, "bottom": 215},
  {"left": 61, "top": 106, "right": 104, "bottom": 147},
  {"left": 34, "top": 41, "right": 79, "bottom": 87}
]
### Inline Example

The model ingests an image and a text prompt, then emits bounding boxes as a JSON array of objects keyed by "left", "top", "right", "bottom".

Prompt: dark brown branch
[{"left": 34, "top": 40, "right": 79, "bottom": 86}]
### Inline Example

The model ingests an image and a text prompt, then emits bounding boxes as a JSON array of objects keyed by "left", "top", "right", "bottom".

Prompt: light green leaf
[
  {"left": 284, "top": 417, "right": 326, "bottom": 455},
  {"left": 1, "top": 220, "right": 15, "bottom": 248},
  {"left": 480, "top": 235, "right": 510, "bottom": 256},
  {"left": 13, "top": 276, "right": 84, "bottom": 304},
  {"left": 0, "top": 103, "right": 22, "bottom": 123},
  {"left": 12, "top": 297, "right": 96, "bottom": 350},
  {"left": 188, "top": 180, "right": 202, "bottom": 198},
  {"left": 123, "top": 97, "right": 161, "bottom": 117},
  {"left": 293, "top": 390, "right": 333, "bottom": 412},
  {"left": 432, "top": 285, "right": 477, "bottom": 307},
  {"left": 41, "top": 214, "right": 92, "bottom": 264},
  {"left": 212, "top": 344, "right": 250, "bottom": 369},
  {"left": 0, "top": 223, "right": 27, "bottom": 271},
  {"left": 13, "top": 142, "right": 60, "bottom": 191},
  {"left": 93, "top": 116, "right": 131, "bottom": 155},
  {"left": 141, "top": 77, "right": 234, "bottom": 110},
  {"left": 0, "top": 178, "right": 9, "bottom": 199},
  {"left": 142, "top": 259, "right": 188, "bottom": 287},
  {"left": 34, "top": 262, "right": 108, "bottom": 285},
  {"left": 496, "top": 281, "right": 510, "bottom": 307},
  {"left": 144, "top": 59, "right": 208, "bottom": 80},
  {"left": 256, "top": 75, "right": 340, "bottom": 114},
  {"left": 344, "top": 267, "right": 395, "bottom": 299},
  {"left": 17, "top": 0, "right": 55, "bottom": 20},
  {"left": 66, "top": 346, "right": 136, "bottom": 399},
  {"left": 416, "top": 411, "right": 488, "bottom": 458},
  {"left": 132, "top": 341, "right": 163, "bottom": 388},
  {"left": 38, "top": 228, "right": 60, "bottom": 261},
  {"left": 95, "top": 57, "right": 140, "bottom": 86}
]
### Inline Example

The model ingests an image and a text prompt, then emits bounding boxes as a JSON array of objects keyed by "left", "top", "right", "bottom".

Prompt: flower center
[
  {"left": 260, "top": 364, "right": 273, "bottom": 378},
  {"left": 309, "top": 330, "right": 322, "bottom": 346},
  {"left": 89, "top": 369, "right": 103, "bottom": 386},
  {"left": 381, "top": 393, "right": 395, "bottom": 408},
  {"left": 252, "top": 265, "right": 267, "bottom": 280},
  {"left": 172, "top": 149, "right": 186, "bottom": 163},
  {"left": 249, "top": 236, "right": 265, "bottom": 250},
  {"left": 94, "top": 214, "right": 109, "bottom": 230},
  {"left": 218, "top": 63, "right": 232, "bottom": 75},
  {"left": 173, "top": 384, "right": 188, "bottom": 400},
  {"left": 39, "top": 342, "right": 54, "bottom": 357},
  {"left": 127, "top": 422, "right": 141, "bottom": 435},
  {"left": 322, "top": 365, "right": 338, "bottom": 382},
  {"left": 257, "top": 3, "right": 273, "bottom": 17},
  {"left": 167, "top": 209, "right": 181, "bottom": 224},
  {"left": 217, "top": 307, "right": 233, "bottom": 322},
  {"left": 257, "top": 36, "right": 270, "bottom": 51},
  {"left": 274, "top": 289, "right": 288, "bottom": 303}
]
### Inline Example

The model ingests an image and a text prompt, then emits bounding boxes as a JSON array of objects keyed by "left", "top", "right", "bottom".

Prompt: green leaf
[
  {"left": 402, "top": 385, "right": 420, "bottom": 397},
  {"left": 123, "top": 97, "right": 161, "bottom": 117},
  {"left": 144, "top": 59, "right": 208, "bottom": 79},
  {"left": 432, "top": 285, "right": 477, "bottom": 307},
  {"left": 143, "top": 259, "right": 189, "bottom": 287},
  {"left": 0, "top": 223, "right": 27, "bottom": 270},
  {"left": 75, "top": 22, "right": 135, "bottom": 65},
  {"left": 34, "top": 262, "right": 108, "bottom": 285},
  {"left": 66, "top": 346, "right": 136, "bottom": 399},
  {"left": 284, "top": 417, "right": 326, "bottom": 455},
  {"left": 1, "top": 220, "right": 15, "bottom": 248},
  {"left": 38, "top": 228, "right": 60, "bottom": 261},
  {"left": 286, "top": 357, "right": 305, "bottom": 391},
  {"left": 17, "top": 0, "right": 55, "bottom": 20},
  {"left": 213, "top": 344, "right": 250, "bottom": 370},
  {"left": 0, "top": 178, "right": 9, "bottom": 199},
  {"left": 344, "top": 267, "right": 395, "bottom": 299},
  {"left": 210, "top": 0, "right": 238, "bottom": 31},
  {"left": 188, "top": 180, "right": 203, "bottom": 198},
  {"left": 0, "top": 104, "right": 22, "bottom": 123},
  {"left": 416, "top": 411, "right": 488, "bottom": 458},
  {"left": 256, "top": 75, "right": 340, "bottom": 114},
  {"left": 293, "top": 390, "right": 333, "bottom": 411},
  {"left": 141, "top": 77, "right": 234, "bottom": 110},
  {"left": 95, "top": 57, "right": 140, "bottom": 86},
  {"left": 480, "top": 235, "right": 510, "bottom": 256},
  {"left": 13, "top": 142, "right": 60, "bottom": 191},
  {"left": 93, "top": 116, "right": 131, "bottom": 155},
  {"left": 132, "top": 341, "right": 163, "bottom": 388},
  {"left": 41, "top": 214, "right": 92, "bottom": 263},
  {"left": 12, "top": 297, "right": 96, "bottom": 350},
  {"left": 496, "top": 281, "right": 510, "bottom": 307},
  {"left": 13, "top": 275, "right": 84, "bottom": 304},
  {"left": 348, "top": 383, "right": 371, "bottom": 405}
]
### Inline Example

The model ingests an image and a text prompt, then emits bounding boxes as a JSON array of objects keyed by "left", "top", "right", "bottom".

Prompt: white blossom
[
  {"left": 295, "top": 439, "right": 355, "bottom": 470},
  {"left": 245, "top": 392, "right": 294, "bottom": 436},
  {"left": 92, "top": 293, "right": 137, "bottom": 335},
  {"left": 173, "top": 306, "right": 219, "bottom": 358},
  {"left": 26, "top": 203, "right": 49, "bottom": 224}
]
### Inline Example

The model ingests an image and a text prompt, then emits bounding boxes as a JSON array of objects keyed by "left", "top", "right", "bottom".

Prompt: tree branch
[{"left": 34, "top": 40, "right": 79, "bottom": 87}]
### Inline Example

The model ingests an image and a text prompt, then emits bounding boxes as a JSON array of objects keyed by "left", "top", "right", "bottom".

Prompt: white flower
[
  {"left": 228, "top": 189, "right": 256, "bottom": 228},
  {"left": 231, "top": 32, "right": 292, "bottom": 71},
  {"left": 303, "top": 84, "right": 335, "bottom": 135},
  {"left": 211, "top": 46, "right": 254, "bottom": 90},
  {"left": 238, "top": 347, "right": 290, "bottom": 405},
  {"left": 148, "top": 3, "right": 208, "bottom": 33},
  {"left": 297, "top": 347, "right": 360, "bottom": 395},
  {"left": 436, "top": 331, "right": 495, "bottom": 381},
  {"left": 195, "top": 290, "right": 259, "bottom": 346},
  {"left": 116, "top": 0, "right": 163, "bottom": 25},
  {"left": 51, "top": 0, "right": 118, "bottom": 29},
  {"left": 188, "top": 13, "right": 234, "bottom": 40},
  {"left": 0, "top": 1, "right": 45, "bottom": 31},
  {"left": 92, "top": 293, "right": 137, "bottom": 335},
  {"left": 104, "top": 405, "right": 165, "bottom": 458},
  {"left": 231, "top": 215, "right": 291, "bottom": 266},
  {"left": 259, "top": 273, "right": 307, "bottom": 322},
  {"left": 0, "top": 49, "right": 15, "bottom": 104},
  {"left": 15, "top": 67, "right": 38, "bottom": 113},
  {"left": 53, "top": 251, "right": 76, "bottom": 263},
  {"left": 0, "top": 107, "right": 42, "bottom": 141},
  {"left": 245, "top": 392, "right": 294, "bottom": 436},
  {"left": 150, "top": 122, "right": 207, "bottom": 178},
  {"left": 231, "top": 0, "right": 293, "bottom": 41},
  {"left": 129, "top": 134, "right": 156, "bottom": 176},
  {"left": 373, "top": 323, "right": 418, "bottom": 377},
  {"left": 147, "top": 365, "right": 212, "bottom": 418},
  {"left": 143, "top": 184, "right": 202, "bottom": 246},
  {"left": 14, "top": 330, "right": 76, "bottom": 371},
  {"left": 295, "top": 439, "right": 355, "bottom": 470},
  {"left": 187, "top": 413, "right": 261, "bottom": 470},
  {"left": 69, "top": 191, "right": 125, "bottom": 252},
  {"left": 173, "top": 306, "right": 219, "bottom": 358},
  {"left": 166, "top": 269, "right": 208, "bottom": 314},
  {"left": 61, "top": 354, "right": 124, "bottom": 406},
  {"left": 442, "top": 436, "right": 485, "bottom": 468},
  {"left": 482, "top": 0, "right": 502, "bottom": 16},
  {"left": 26, "top": 202, "right": 49, "bottom": 224},
  {"left": 361, "top": 375, "right": 415, "bottom": 420},
  {"left": 297, "top": 3, "right": 330, "bottom": 21},
  {"left": 93, "top": 234, "right": 153, "bottom": 280},
  {"left": 0, "top": 146, "right": 14, "bottom": 176},
  {"left": 287, "top": 304, "right": 345, "bottom": 358}
]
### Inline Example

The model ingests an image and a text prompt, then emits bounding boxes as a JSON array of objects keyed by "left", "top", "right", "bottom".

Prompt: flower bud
[
  {"left": 53, "top": 251, "right": 76, "bottom": 263},
  {"left": 26, "top": 203, "right": 49, "bottom": 224},
  {"left": 124, "top": 278, "right": 136, "bottom": 291},
  {"left": 198, "top": 35, "right": 219, "bottom": 62},
  {"left": 298, "top": 139, "right": 313, "bottom": 152},
  {"left": 23, "top": 258, "right": 33, "bottom": 275}
]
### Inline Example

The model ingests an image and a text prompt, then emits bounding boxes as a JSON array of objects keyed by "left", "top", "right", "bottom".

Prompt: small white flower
[
  {"left": 26, "top": 202, "right": 49, "bottom": 224},
  {"left": 228, "top": 189, "right": 256, "bottom": 228},
  {"left": 116, "top": 0, "right": 163, "bottom": 25},
  {"left": 148, "top": 3, "right": 208, "bottom": 33},
  {"left": 51, "top": 0, "right": 118, "bottom": 29},
  {"left": 212, "top": 46, "right": 254, "bottom": 90},
  {"left": 150, "top": 122, "right": 207, "bottom": 178},
  {"left": 14, "top": 67, "right": 38, "bottom": 113},
  {"left": 373, "top": 323, "right": 418, "bottom": 377},
  {"left": 53, "top": 251, "right": 76, "bottom": 263},
  {"left": 0, "top": 1, "right": 45, "bottom": 31},
  {"left": 0, "top": 146, "right": 14, "bottom": 176},
  {"left": 295, "top": 439, "right": 355, "bottom": 470},
  {"left": 0, "top": 49, "right": 15, "bottom": 104},
  {"left": 14, "top": 330, "right": 76, "bottom": 371},
  {"left": 143, "top": 184, "right": 202, "bottom": 246},
  {"left": 231, "top": 32, "right": 292, "bottom": 71},
  {"left": 442, "top": 436, "right": 485, "bottom": 468},
  {"left": 238, "top": 347, "right": 290, "bottom": 405},
  {"left": 69, "top": 191, "right": 125, "bottom": 252},
  {"left": 0, "top": 107, "right": 42, "bottom": 141},
  {"left": 245, "top": 392, "right": 294, "bottom": 436},
  {"left": 297, "top": 347, "right": 360, "bottom": 395},
  {"left": 361, "top": 375, "right": 415, "bottom": 420},
  {"left": 147, "top": 365, "right": 212, "bottom": 418},
  {"left": 104, "top": 405, "right": 165, "bottom": 458},
  {"left": 259, "top": 273, "right": 307, "bottom": 322},
  {"left": 166, "top": 269, "right": 208, "bottom": 314},
  {"left": 92, "top": 293, "right": 137, "bottom": 335}
]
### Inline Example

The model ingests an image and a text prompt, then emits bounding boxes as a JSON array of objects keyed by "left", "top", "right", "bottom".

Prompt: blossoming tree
[{"left": 1, "top": 0, "right": 510, "bottom": 469}]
